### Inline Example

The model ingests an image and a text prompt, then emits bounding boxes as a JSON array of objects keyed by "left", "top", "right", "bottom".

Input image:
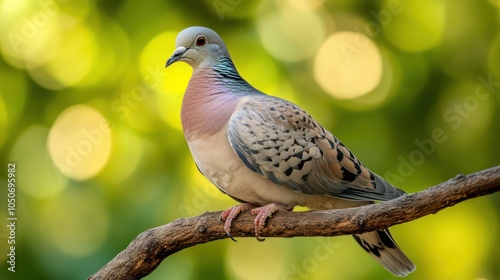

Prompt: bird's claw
[
  {"left": 220, "top": 203, "right": 292, "bottom": 242},
  {"left": 220, "top": 203, "right": 255, "bottom": 242},
  {"left": 250, "top": 203, "right": 293, "bottom": 241}
]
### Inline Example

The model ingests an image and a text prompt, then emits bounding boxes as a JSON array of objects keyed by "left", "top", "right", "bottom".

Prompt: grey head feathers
[{"left": 166, "top": 26, "right": 231, "bottom": 69}]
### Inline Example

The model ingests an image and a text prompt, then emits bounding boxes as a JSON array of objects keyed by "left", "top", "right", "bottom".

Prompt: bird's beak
[{"left": 165, "top": 46, "right": 188, "bottom": 67}]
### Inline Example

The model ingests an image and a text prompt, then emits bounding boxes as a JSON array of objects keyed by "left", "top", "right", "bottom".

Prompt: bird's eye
[{"left": 195, "top": 35, "right": 207, "bottom": 46}]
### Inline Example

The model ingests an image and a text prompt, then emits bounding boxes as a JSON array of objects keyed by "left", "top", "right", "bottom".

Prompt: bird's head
[{"left": 165, "top": 26, "right": 230, "bottom": 69}]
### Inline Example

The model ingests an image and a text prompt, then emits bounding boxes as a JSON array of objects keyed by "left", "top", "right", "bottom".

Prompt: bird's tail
[{"left": 353, "top": 229, "right": 415, "bottom": 277}]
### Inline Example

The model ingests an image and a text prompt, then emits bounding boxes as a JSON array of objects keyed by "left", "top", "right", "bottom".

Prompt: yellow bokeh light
[
  {"left": 157, "top": 81, "right": 186, "bottom": 132},
  {"left": 331, "top": 46, "right": 397, "bottom": 110},
  {"left": 285, "top": 0, "right": 326, "bottom": 11},
  {"left": 300, "top": 237, "right": 372, "bottom": 279},
  {"left": 39, "top": 188, "right": 110, "bottom": 257},
  {"left": 99, "top": 128, "right": 145, "bottom": 185},
  {"left": 314, "top": 31, "right": 383, "bottom": 99},
  {"left": 0, "top": 0, "right": 30, "bottom": 22},
  {"left": 48, "top": 104, "right": 112, "bottom": 181},
  {"left": 140, "top": 31, "right": 175, "bottom": 87},
  {"left": 417, "top": 200, "right": 496, "bottom": 279},
  {"left": 257, "top": 4, "right": 325, "bottom": 62},
  {"left": 78, "top": 14, "right": 130, "bottom": 88},
  {"left": 145, "top": 31, "right": 192, "bottom": 131},
  {"left": 1, "top": 9, "right": 60, "bottom": 69},
  {"left": 31, "top": 17, "right": 97, "bottom": 89},
  {"left": 9, "top": 125, "right": 66, "bottom": 198},
  {"left": 0, "top": 0, "right": 92, "bottom": 71},
  {"left": 384, "top": 0, "right": 445, "bottom": 52},
  {"left": 225, "top": 239, "right": 289, "bottom": 280},
  {"left": 1, "top": 5, "right": 97, "bottom": 89}
]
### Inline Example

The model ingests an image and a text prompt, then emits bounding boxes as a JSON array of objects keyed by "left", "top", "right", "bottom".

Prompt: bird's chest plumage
[
  {"left": 180, "top": 69, "right": 243, "bottom": 136},
  {"left": 185, "top": 126, "right": 242, "bottom": 194},
  {"left": 180, "top": 70, "right": 252, "bottom": 200}
]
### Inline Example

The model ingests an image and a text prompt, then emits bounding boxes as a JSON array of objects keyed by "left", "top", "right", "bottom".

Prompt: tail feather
[{"left": 353, "top": 229, "right": 415, "bottom": 277}]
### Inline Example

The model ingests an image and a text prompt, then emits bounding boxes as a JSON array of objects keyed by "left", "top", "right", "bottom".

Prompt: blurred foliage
[{"left": 1, "top": 0, "right": 500, "bottom": 279}]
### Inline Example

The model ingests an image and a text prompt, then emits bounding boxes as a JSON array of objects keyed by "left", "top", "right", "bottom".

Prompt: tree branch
[{"left": 88, "top": 166, "right": 500, "bottom": 280}]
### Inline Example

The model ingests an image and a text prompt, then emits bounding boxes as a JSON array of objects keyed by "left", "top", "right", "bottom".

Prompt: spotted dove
[{"left": 165, "top": 26, "right": 415, "bottom": 276}]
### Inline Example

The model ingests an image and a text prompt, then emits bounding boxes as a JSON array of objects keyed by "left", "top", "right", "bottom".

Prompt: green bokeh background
[{"left": 1, "top": 0, "right": 500, "bottom": 279}]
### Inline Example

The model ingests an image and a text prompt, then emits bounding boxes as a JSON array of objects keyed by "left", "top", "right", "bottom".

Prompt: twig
[{"left": 88, "top": 166, "right": 500, "bottom": 280}]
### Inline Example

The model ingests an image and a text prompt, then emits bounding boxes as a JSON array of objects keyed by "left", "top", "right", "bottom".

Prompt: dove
[{"left": 165, "top": 26, "right": 415, "bottom": 276}]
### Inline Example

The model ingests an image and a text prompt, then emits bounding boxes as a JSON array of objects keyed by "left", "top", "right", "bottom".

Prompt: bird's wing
[{"left": 227, "top": 95, "right": 405, "bottom": 201}]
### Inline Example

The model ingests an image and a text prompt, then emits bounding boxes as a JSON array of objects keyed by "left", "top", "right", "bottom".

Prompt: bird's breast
[
  {"left": 180, "top": 70, "right": 243, "bottom": 139},
  {"left": 185, "top": 125, "right": 240, "bottom": 192}
]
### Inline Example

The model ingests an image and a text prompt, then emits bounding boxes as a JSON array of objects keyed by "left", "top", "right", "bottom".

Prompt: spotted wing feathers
[{"left": 227, "top": 95, "right": 404, "bottom": 201}]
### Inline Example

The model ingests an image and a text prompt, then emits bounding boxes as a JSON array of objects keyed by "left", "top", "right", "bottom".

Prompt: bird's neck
[{"left": 181, "top": 58, "right": 258, "bottom": 138}]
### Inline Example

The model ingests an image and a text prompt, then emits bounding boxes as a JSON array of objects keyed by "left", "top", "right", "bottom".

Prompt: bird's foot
[
  {"left": 250, "top": 203, "right": 293, "bottom": 242},
  {"left": 220, "top": 203, "right": 257, "bottom": 241}
]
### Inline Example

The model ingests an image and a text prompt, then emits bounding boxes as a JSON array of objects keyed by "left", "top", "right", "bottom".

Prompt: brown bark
[{"left": 88, "top": 166, "right": 500, "bottom": 280}]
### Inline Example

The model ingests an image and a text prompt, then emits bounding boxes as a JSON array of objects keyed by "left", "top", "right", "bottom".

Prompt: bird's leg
[
  {"left": 250, "top": 203, "right": 293, "bottom": 242},
  {"left": 220, "top": 203, "right": 257, "bottom": 241}
]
